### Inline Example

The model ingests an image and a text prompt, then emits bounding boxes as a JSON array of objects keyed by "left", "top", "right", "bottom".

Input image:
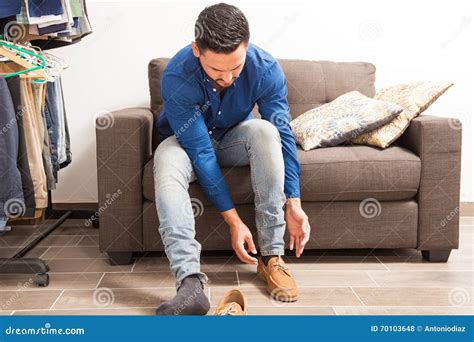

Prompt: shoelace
[
  {"left": 271, "top": 261, "right": 291, "bottom": 276},
  {"left": 217, "top": 303, "right": 240, "bottom": 315}
]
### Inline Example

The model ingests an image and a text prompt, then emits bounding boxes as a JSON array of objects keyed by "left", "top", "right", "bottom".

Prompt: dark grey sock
[
  {"left": 155, "top": 274, "right": 210, "bottom": 316},
  {"left": 262, "top": 255, "right": 278, "bottom": 266}
]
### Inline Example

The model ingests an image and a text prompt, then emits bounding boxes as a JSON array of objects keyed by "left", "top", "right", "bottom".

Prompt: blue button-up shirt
[{"left": 157, "top": 43, "right": 301, "bottom": 212}]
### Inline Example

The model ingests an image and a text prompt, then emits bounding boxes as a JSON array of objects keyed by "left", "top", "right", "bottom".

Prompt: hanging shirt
[
  {"left": 0, "top": 0, "right": 21, "bottom": 19},
  {"left": 158, "top": 43, "right": 301, "bottom": 212},
  {"left": 27, "top": 0, "right": 64, "bottom": 17}
]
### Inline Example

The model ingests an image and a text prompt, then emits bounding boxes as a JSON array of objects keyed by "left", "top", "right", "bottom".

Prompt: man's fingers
[
  {"left": 295, "top": 235, "right": 302, "bottom": 257},
  {"left": 301, "top": 231, "right": 310, "bottom": 246},
  {"left": 289, "top": 235, "right": 295, "bottom": 250},
  {"left": 299, "top": 235, "right": 307, "bottom": 256},
  {"left": 298, "top": 230, "right": 310, "bottom": 256},
  {"left": 235, "top": 243, "right": 258, "bottom": 264},
  {"left": 246, "top": 235, "right": 257, "bottom": 254}
]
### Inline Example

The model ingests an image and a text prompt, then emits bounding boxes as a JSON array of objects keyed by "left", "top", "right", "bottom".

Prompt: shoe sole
[{"left": 258, "top": 269, "right": 299, "bottom": 302}]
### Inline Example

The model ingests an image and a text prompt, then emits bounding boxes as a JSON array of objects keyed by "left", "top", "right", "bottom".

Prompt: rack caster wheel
[{"left": 34, "top": 273, "right": 49, "bottom": 287}]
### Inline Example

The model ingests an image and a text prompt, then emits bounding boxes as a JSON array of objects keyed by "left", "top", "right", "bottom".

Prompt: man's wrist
[
  {"left": 285, "top": 197, "right": 301, "bottom": 208},
  {"left": 221, "top": 208, "right": 241, "bottom": 225}
]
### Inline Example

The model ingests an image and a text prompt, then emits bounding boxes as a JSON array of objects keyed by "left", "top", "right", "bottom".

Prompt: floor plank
[
  {"left": 0, "top": 273, "right": 103, "bottom": 291},
  {"left": 352, "top": 287, "right": 474, "bottom": 306},
  {"left": 51, "top": 288, "right": 177, "bottom": 309},
  {"left": 0, "top": 290, "right": 62, "bottom": 310},
  {"left": 210, "top": 286, "right": 362, "bottom": 307}
]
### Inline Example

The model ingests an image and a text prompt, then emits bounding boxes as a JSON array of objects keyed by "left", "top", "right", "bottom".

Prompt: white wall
[{"left": 53, "top": 0, "right": 473, "bottom": 204}]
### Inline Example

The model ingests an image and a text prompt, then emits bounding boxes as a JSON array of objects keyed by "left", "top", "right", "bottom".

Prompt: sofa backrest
[{"left": 148, "top": 58, "right": 376, "bottom": 150}]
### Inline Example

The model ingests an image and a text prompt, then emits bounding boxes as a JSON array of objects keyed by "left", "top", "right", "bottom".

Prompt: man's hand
[
  {"left": 221, "top": 208, "right": 258, "bottom": 265},
  {"left": 285, "top": 198, "right": 310, "bottom": 257}
]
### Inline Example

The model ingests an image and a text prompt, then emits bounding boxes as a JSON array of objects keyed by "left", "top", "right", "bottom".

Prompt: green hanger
[{"left": 0, "top": 36, "right": 47, "bottom": 84}]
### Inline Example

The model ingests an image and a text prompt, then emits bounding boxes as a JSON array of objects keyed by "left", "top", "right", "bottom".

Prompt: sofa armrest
[
  {"left": 96, "top": 107, "right": 153, "bottom": 252},
  {"left": 397, "top": 115, "right": 462, "bottom": 251}
]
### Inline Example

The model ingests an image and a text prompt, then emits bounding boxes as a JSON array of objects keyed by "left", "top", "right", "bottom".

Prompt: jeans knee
[
  {"left": 247, "top": 119, "right": 281, "bottom": 146},
  {"left": 153, "top": 142, "right": 193, "bottom": 187}
]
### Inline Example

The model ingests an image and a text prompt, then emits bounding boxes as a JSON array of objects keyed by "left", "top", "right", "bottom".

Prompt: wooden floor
[{"left": 0, "top": 217, "right": 472, "bottom": 315}]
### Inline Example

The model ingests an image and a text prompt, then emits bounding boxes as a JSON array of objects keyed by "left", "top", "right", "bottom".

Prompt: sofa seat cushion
[
  {"left": 297, "top": 145, "right": 420, "bottom": 201},
  {"left": 142, "top": 145, "right": 420, "bottom": 204}
]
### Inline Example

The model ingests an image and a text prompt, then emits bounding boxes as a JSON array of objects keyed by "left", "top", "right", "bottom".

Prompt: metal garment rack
[{"left": 0, "top": 189, "right": 98, "bottom": 286}]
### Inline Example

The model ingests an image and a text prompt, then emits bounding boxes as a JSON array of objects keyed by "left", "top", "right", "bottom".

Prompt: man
[{"left": 154, "top": 3, "right": 311, "bottom": 315}]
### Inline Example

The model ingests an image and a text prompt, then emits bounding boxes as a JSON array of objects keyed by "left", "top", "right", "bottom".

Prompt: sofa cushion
[
  {"left": 290, "top": 90, "right": 403, "bottom": 151},
  {"left": 352, "top": 82, "right": 453, "bottom": 148},
  {"left": 142, "top": 145, "right": 420, "bottom": 204}
]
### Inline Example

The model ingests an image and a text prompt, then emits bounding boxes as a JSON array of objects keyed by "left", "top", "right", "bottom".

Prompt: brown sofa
[{"left": 96, "top": 58, "right": 462, "bottom": 266}]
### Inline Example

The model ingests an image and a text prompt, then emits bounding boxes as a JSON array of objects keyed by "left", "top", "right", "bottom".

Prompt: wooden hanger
[{"left": 0, "top": 40, "right": 48, "bottom": 81}]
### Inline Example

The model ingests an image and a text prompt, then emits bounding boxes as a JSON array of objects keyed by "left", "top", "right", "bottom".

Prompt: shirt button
[
  {"left": 212, "top": 126, "right": 216, "bottom": 129},
  {"left": 208, "top": 131, "right": 212, "bottom": 135},
  {"left": 212, "top": 88, "right": 216, "bottom": 92},
  {"left": 218, "top": 111, "right": 221, "bottom": 115}
]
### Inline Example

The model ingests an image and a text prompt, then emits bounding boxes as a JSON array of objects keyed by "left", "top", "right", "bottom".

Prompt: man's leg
[
  {"left": 212, "top": 119, "right": 287, "bottom": 257},
  {"left": 153, "top": 135, "right": 210, "bottom": 315},
  {"left": 214, "top": 119, "right": 299, "bottom": 302}
]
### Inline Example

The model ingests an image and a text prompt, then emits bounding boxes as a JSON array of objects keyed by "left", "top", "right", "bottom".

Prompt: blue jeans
[{"left": 153, "top": 119, "right": 287, "bottom": 289}]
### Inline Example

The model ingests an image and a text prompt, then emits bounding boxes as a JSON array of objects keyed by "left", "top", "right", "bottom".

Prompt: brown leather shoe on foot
[
  {"left": 213, "top": 289, "right": 248, "bottom": 315},
  {"left": 257, "top": 256, "right": 299, "bottom": 302}
]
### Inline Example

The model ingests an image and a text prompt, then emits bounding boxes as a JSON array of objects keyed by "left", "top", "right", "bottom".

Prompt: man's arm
[
  {"left": 257, "top": 62, "right": 310, "bottom": 257},
  {"left": 162, "top": 72, "right": 234, "bottom": 212},
  {"left": 257, "top": 61, "right": 301, "bottom": 200}
]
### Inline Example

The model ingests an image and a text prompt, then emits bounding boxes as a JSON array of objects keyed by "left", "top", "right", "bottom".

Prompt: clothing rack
[
  {"left": 0, "top": 190, "right": 98, "bottom": 286},
  {"left": 0, "top": 1, "right": 94, "bottom": 287}
]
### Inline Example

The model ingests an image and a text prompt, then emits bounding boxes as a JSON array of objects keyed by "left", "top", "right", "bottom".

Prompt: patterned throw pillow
[
  {"left": 351, "top": 82, "right": 453, "bottom": 148},
  {"left": 290, "top": 91, "right": 403, "bottom": 151}
]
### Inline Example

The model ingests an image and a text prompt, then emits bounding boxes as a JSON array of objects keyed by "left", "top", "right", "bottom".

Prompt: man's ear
[{"left": 191, "top": 41, "right": 200, "bottom": 57}]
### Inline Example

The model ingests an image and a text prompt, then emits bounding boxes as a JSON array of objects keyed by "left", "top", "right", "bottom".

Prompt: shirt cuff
[
  {"left": 211, "top": 191, "right": 235, "bottom": 212},
  {"left": 285, "top": 188, "right": 300, "bottom": 199}
]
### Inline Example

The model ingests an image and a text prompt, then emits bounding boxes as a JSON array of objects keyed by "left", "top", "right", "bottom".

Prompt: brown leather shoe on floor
[
  {"left": 213, "top": 289, "right": 248, "bottom": 315},
  {"left": 257, "top": 256, "right": 299, "bottom": 302}
]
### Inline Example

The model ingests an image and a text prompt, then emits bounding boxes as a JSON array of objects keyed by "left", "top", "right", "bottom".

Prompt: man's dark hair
[{"left": 195, "top": 3, "right": 250, "bottom": 54}]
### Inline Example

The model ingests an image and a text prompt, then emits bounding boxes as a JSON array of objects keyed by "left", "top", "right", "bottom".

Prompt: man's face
[{"left": 192, "top": 42, "right": 247, "bottom": 88}]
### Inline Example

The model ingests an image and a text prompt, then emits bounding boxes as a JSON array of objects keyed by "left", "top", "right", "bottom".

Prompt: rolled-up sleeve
[
  {"left": 256, "top": 62, "right": 301, "bottom": 199},
  {"left": 161, "top": 72, "right": 235, "bottom": 212}
]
